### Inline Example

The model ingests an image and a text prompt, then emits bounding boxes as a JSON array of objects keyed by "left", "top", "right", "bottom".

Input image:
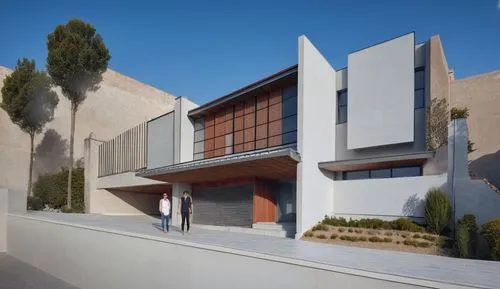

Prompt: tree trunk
[
  {"left": 67, "top": 103, "right": 76, "bottom": 208},
  {"left": 27, "top": 133, "right": 35, "bottom": 198}
]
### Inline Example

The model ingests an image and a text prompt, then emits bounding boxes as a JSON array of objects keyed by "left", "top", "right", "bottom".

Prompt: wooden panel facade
[{"left": 195, "top": 86, "right": 293, "bottom": 160}]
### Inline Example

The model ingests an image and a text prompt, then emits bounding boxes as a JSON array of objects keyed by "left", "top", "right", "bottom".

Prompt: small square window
[
  {"left": 283, "top": 85, "right": 298, "bottom": 100},
  {"left": 282, "top": 115, "right": 297, "bottom": 134},
  {"left": 415, "top": 70, "right": 425, "bottom": 90},
  {"left": 338, "top": 106, "right": 347, "bottom": 124},
  {"left": 282, "top": 97, "right": 297, "bottom": 118},
  {"left": 414, "top": 89, "right": 425, "bottom": 109},
  {"left": 282, "top": 131, "right": 297, "bottom": 145},
  {"left": 337, "top": 90, "right": 348, "bottom": 124}
]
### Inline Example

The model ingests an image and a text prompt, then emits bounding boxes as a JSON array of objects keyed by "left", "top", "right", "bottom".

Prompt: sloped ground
[{"left": 0, "top": 253, "right": 78, "bottom": 289}]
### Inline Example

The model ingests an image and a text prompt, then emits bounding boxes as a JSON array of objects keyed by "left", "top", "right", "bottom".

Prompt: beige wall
[
  {"left": 451, "top": 70, "right": 500, "bottom": 188},
  {"left": 429, "top": 35, "right": 451, "bottom": 103},
  {"left": 0, "top": 66, "right": 176, "bottom": 197}
]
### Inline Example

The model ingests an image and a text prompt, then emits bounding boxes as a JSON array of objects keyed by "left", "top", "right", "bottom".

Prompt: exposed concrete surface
[
  {"left": 0, "top": 189, "right": 6, "bottom": 252},
  {"left": 0, "top": 253, "right": 78, "bottom": 289},
  {"left": 451, "top": 70, "right": 500, "bottom": 188},
  {"left": 0, "top": 65, "right": 175, "bottom": 196},
  {"left": 10, "top": 212, "right": 500, "bottom": 289}
]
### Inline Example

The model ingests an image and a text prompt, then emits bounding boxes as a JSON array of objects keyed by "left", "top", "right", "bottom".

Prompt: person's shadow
[{"left": 151, "top": 219, "right": 181, "bottom": 233}]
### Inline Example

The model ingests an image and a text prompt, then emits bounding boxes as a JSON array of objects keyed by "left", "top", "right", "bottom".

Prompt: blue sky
[{"left": 1, "top": 0, "right": 499, "bottom": 105}]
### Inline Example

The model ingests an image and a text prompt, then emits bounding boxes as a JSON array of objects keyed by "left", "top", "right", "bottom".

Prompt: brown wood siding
[
  {"left": 253, "top": 178, "right": 277, "bottom": 223},
  {"left": 196, "top": 84, "right": 293, "bottom": 160}
]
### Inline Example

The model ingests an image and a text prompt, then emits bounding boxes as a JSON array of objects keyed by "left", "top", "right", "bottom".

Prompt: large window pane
[
  {"left": 392, "top": 166, "right": 421, "bottom": 178},
  {"left": 194, "top": 118, "right": 205, "bottom": 131},
  {"left": 338, "top": 106, "right": 347, "bottom": 124},
  {"left": 415, "top": 70, "right": 425, "bottom": 90},
  {"left": 193, "top": 141, "right": 204, "bottom": 154},
  {"left": 370, "top": 169, "right": 391, "bottom": 179},
  {"left": 338, "top": 90, "right": 347, "bottom": 106},
  {"left": 283, "top": 85, "right": 297, "bottom": 100},
  {"left": 282, "top": 96, "right": 297, "bottom": 118},
  {"left": 193, "top": 153, "right": 204, "bottom": 160},
  {"left": 282, "top": 131, "right": 297, "bottom": 145},
  {"left": 282, "top": 115, "right": 297, "bottom": 133},
  {"left": 343, "top": 170, "right": 369, "bottom": 180},
  {"left": 414, "top": 89, "right": 425, "bottom": 109},
  {"left": 194, "top": 129, "right": 204, "bottom": 142}
]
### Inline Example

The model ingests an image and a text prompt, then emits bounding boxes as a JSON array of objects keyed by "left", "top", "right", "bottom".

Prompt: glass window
[
  {"left": 414, "top": 89, "right": 425, "bottom": 109},
  {"left": 337, "top": 90, "right": 347, "bottom": 124},
  {"left": 343, "top": 170, "right": 369, "bottom": 180},
  {"left": 283, "top": 85, "right": 297, "bottom": 100},
  {"left": 370, "top": 169, "right": 391, "bottom": 179},
  {"left": 392, "top": 166, "right": 421, "bottom": 178},
  {"left": 282, "top": 115, "right": 297, "bottom": 134},
  {"left": 193, "top": 153, "right": 204, "bottom": 160},
  {"left": 282, "top": 96, "right": 297, "bottom": 118},
  {"left": 193, "top": 141, "right": 204, "bottom": 154},
  {"left": 194, "top": 118, "right": 205, "bottom": 131},
  {"left": 415, "top": 70, "right": 425, "bottom": 90},
  {"left": 282, "top": 131, "right": 297, "bottom": 145},
  {"left": 194, "top": 129, "right": 204, "bottom": 142}
]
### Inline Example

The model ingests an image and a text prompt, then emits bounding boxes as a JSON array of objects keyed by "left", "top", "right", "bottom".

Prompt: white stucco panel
[{"left": 347, "top": 33, "right": 415, "bottom": 149}]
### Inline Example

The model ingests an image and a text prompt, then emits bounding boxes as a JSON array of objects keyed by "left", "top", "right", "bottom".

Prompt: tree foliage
[
  {"left": 426, "top": 97, "right": 449, "bottom": 151},
  {"left": 47, "top": 19, "right": 110, "bottom": 208},
  {"left": 1, "top": 58, "right": 58, "bottom": 136},
  {"left": 33, "top": 168, "right": 85, "bottom": 212},
  {"left": 47, "top": 19, "right": 111, "bottom": 108},
  {"left": 450, "top": 107, "right": 470, "bottom": 120}
]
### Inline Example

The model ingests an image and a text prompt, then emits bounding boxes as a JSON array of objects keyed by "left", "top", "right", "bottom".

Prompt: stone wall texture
[{"left": 0, "top": 66, "right": 176, "bottom": 196}]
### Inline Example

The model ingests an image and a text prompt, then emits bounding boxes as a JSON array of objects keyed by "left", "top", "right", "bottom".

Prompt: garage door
[{"left": 192, "top": 184, "right": 253, "bottom": 227}]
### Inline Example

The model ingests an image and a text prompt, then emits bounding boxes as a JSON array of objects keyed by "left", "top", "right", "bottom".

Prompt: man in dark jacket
[{"left": 178, "top": 190, "right": 193, "bottom": 234}]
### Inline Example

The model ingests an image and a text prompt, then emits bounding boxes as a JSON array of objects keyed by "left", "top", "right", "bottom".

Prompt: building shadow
[{"left": 469, "top": 150, "right": 500, "bottom": 189}]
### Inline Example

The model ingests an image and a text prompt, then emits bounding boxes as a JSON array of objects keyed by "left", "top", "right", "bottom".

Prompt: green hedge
[
  {"left": 321, "top": 216, "right": 426, "bottom": 233},
  {"left": 481, "top": 218, "right": 500, "bottom": 261},
  {"left": 32, "top": 168, "right": 85, "bottom": 212},
  {"left": 456, "top": 214, "right": 478, "bottom": 259}
]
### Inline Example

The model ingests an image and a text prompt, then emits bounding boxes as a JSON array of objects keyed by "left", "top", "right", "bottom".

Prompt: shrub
[
  {"left": 456, "top": 214, "right": 478, "bottom": 259},
  {"left": 396, "top": 241, "right": 401, "bottom": 244},
  {"left": 481, "top": 218, "right": 500, "bottom": 260},
  {"left": 339, "top": 235, "right": 347, "bottom": 240},
  {"left": 401, "top": 233, "right": 409, "bottom": 238},
  {"left": 354, "top": 229, "right": 363, "bottom": 234},
  {"left": 417, "top": 241, "right": 432, "bottom": 248},
  {"left": 33, "top": 168, "right": 85, "bottom": 212},
  {"left": 384, "top": 232, "right": 393, "bottom": 236},
  {"left": 423, "top": 235, "right": 437, "bottom": 242},
  {"left": 424, "top": 188, "right": 451, "bottom": 234},
  {"left": 27, "top": 196, "right": 43, "bottom": 210},
  {"left": 338, "top": 228, "right": 345, "bottom": 233},
  {"left": 383, "top": 237, "right": 393, "bottom": 243},
  {"left": 343, "top": 236, "right": 359, "bottom": 242},
  {"left": 330, "top": 234, "right": 338, "bottom": 240},
  {"left": 348, "top": 228, "right": 354, "bottom": 233},
  {"left": 413, "top": 233, "right": 422, "bottom": 239},
  {"left": 312, "top": 224, "right": 329, "bottom": 231},
  {"left": 450, "top": 107, "right": 469, "bottom": 120},
  {"left": 317, "top": 234, "right": 327, "bottom": 239},
  {"left": 358, "top": 236, "right": 367, "bottom": 242},
  {"left": 303, "top": 231, "right": 314, "bottom": 238},
  {"left": 367, "top": 230, "right": 380, "bottom": 235},
  {"left": 321, "top": 216, "right": 425, "bottom": 232},
  {"left": 368, "top": 236, "right": 383, "bottom": 242},
  {"left": 403, "top": 239, "right": 418, "bottom": 247},
  {"left": 61, "top": 206, "right": 83, "bottom": 213}
]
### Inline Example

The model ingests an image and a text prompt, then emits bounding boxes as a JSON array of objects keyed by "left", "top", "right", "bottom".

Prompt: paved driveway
[
  {"left": 23, "top": 212, "right": 500, "bottom": 288},
  {"left": 0, "top": 253, "right": 78, "bottom": 289}
]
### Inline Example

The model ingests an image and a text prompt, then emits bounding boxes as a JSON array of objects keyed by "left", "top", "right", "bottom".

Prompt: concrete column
[
  {"left": 84, "top": 133, "right": 101, "bottom": 214},
  {"left": 0, "top": 188, "right": 7, "bottom": 252},
  {"left": 171, "top": 183, "right": 191, "bottom": 227}
]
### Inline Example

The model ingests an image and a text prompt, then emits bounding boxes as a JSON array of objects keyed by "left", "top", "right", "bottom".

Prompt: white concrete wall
[
  {"left": 297, "top": 36, "right": 336, "bottom": 238},
  {"left": 448, "top": 119, "right": 500, "bottom": 225},
  {"left": 96, "top": 172, "right": 165, "bottom": 190},
  {"left": 334, "top": 175, "right": 447, "bottom": 222},
  {"left": 147, "top": 112, "right": 175, "bottom": 169},
  {"left": 347, "top": 33, "right": 415, "bottom": 149},
  {"left": 0, "top": 188, "right": 6, "bottom": 252},
  {"left": 6, "top": 214, "right": 445, "bottom": 289},
  {"left": 89, "top": 189, "right": 160, "bottom": 216},
  {"left": 174, "top": 97, "right": 198, "bottom": 163}
]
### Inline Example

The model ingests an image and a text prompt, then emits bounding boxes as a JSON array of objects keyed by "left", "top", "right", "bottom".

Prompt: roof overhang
[
  {"left": 188, "top": 65, "right": 298, "bottom": 117},
  {"left": 318, "top": 151, "right": 434, "bottom": 172},
  {"left": 136, "top": 146, "right": 300, "bottom": 183}
]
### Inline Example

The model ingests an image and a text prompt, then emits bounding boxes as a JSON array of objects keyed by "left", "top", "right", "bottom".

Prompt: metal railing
[{"left": 98, "top": 122, "right": 147, "bottom": 177}]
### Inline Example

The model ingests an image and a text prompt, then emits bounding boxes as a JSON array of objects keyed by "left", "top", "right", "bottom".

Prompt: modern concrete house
[{"left": 85, "top": 32, "right": 494, "bottom": 238}]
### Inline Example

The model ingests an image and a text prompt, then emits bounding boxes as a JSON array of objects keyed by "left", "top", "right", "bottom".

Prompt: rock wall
[{"left": 0, "top": 66, "right": 176, "bottom": 195}]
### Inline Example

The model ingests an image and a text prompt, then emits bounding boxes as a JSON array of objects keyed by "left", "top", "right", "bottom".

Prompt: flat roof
[
  {"left": 188, "top": 65, "right": 298, "bottom": 117},
  {"left": 318, "top": 151, "right": 434, "bottom": 172},
  {"left": 136, "top": 145, "right": 300, "bottom": 183}
]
